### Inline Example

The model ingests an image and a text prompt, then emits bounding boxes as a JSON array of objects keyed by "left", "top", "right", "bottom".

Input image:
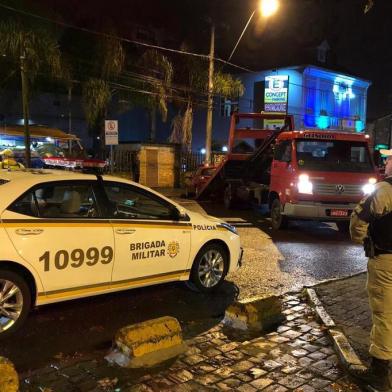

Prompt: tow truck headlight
[
  {"left": 297, "top": 174, "right": 313, "bottom": 195},
  {"left": 362, "top": 177, "right": 377, "bottom": 195}
]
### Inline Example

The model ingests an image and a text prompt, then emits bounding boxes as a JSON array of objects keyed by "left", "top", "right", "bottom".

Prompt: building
[
  {"left": 0, "top": 64, "right": 372, "bottom": 156},
  {"left": 236, "top": 64, "right": 371, "bottom": 133}
]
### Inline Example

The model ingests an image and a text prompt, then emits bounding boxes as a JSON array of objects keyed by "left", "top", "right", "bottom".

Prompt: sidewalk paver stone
[{"left": 19, "top": 292, "right": 364, "bottom": 391}]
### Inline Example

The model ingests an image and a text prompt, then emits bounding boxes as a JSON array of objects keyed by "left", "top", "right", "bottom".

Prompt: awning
[{"left": 0, "top": 125, "right": 80, "bottom": 141}]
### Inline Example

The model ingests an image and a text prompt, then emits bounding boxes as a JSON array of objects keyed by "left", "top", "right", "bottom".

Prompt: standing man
[
  {"left": 131, "top": 151, "right": 140, "bottom": 183},
  {"left": 350, "top": 149, "right": 392, "bottom": 391}
]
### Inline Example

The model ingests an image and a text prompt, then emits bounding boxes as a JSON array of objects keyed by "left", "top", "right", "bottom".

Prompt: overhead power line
[{"left": 0, "top": 2, "right": 255, "bottom": 73}]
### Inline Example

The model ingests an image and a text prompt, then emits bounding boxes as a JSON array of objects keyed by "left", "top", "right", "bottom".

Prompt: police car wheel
[
  {"left": 0, "top": 270, "right": 31, "bottom": 339},
  {"left": 271, "top": 199, "right": 288, "bottom": 230},
  {"left": 189, "top": 243, "right": 228, "bottom": 292}
]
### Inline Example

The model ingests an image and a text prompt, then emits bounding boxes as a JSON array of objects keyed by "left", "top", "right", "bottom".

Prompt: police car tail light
[
  {"left": 297, "top": 174, "right": 313, "bottom": 195},
  {"left": 362, "top": 177, "right": 377, "bottom": 195}
]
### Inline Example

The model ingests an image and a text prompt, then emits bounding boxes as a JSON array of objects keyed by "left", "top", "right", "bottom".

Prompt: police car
[{"left": 0, "top": 170, "right": 242, "bottom": 337}]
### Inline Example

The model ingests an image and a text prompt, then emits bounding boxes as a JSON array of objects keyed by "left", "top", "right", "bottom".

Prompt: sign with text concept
[
  {"left": 105, "top": 120, "right": 118, "bottom": 145},
  {"left": 264, "top": 75, "right": 289, "bottom": 109}
]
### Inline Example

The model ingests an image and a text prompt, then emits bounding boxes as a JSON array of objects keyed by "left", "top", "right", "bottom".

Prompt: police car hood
[{"left": 185, "top": 210, "right": 225, "bottom": 225}]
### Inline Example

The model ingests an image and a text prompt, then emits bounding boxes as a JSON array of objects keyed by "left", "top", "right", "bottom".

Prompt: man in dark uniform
[{"left": 350, "top": 149, "right": 392, "bottom": 391}]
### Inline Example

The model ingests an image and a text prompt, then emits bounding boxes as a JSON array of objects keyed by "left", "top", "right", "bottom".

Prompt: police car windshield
[{"left": 295, "top": 139, "right": 373, "bottom": 172}]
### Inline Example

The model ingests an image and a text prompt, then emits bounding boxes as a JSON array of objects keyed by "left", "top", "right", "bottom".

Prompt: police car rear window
[{"left": 0, "top": 179, "right": 9, "bottom": 185}]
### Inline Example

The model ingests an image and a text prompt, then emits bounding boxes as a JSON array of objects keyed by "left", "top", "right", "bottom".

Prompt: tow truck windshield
[{"left": 295, "top": 139, "right": 373, "bottom": 173}]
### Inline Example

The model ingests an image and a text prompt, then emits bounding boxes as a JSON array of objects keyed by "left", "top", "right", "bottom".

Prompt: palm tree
[
  {"left": 81, "top": 33, "right": 124, "bottom": 157},
  {"left": 0, "top": 20, "right": 62, "bottom": 167},
  {"left": 169, "top": 54, "right": 244, "bottom": 152},
  {"left": 138, "top": 49, "right": 173, "bottom": 141}
]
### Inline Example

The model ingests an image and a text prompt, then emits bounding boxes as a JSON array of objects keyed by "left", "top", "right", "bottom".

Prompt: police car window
[
  {"left": 9, "top": 182, "right": 99, "bottom": 219},
  {"left": 104, "top": 183, "right": 173, "bottom": 220}
]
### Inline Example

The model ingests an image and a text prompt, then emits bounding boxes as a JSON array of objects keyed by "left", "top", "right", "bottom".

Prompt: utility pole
[
  {"left": 68, "top": 84, "right": 73, "bottom": 155},
  {"left": 20, "top": 52, "right": 31, "bottom": 168},
  {"left": 205, "top": 24, "right": 215, "bottom": 165}
]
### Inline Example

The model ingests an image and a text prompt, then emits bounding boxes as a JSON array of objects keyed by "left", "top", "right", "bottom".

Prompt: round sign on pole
[{"left": 105, "top": 120, "right": 118, "bottom": 146}]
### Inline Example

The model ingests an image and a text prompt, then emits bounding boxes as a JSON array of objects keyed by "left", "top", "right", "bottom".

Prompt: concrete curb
[
  {"left": 106, "top": 316, "right": 187, "bottom": 368},
  {"left": 305, "top": 287, "right": 367, "bottom": 373},
  {"left": 223, "top": 294, "right": 285, "bottom": 332},
  {"left": 0, "top": 356, "right": 19, "bottom": 392}
]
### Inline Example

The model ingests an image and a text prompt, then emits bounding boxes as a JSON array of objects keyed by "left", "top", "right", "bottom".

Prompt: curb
[
  {"left": 223, "top": 294, "right": 284, "bottom": 331},
  {"left": 106, "top": 316, "right": 187, "bottom": 368},
  {"left": 0, "top": 356, "right": 19, "bottom": 392},
  {"left": 305, "top": 287, "right": 367, "bottom": 373}
]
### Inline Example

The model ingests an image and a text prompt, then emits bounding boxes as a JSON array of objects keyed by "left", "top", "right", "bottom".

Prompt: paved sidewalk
[
  {"left": 315, "top": 274, "right": 371, "bottom": 365},
  {"left": 20, "top": 293, "right": 361, "bottom": 392}
]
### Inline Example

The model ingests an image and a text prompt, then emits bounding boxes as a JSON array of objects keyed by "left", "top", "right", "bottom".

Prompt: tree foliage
[
  {"left": 138, "top": 49, "right": 173, "bottom": 123},
  {"left": 82, "top": 79, "right": 111, "bottom": 129},
  {"left": 0, "top": 20, "right": 62, "bottom": 82}
]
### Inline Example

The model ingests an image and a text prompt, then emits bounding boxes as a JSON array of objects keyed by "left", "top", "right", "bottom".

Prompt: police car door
[
  {"left": 103, "top": 181, "right": 191, "bottom": 284},
  {"left": 2, "top": 180, "right": 115, "bottom": 296}
]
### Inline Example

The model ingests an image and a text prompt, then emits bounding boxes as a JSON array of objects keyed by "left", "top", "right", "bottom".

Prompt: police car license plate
[{"left": 331, "top": 209, "right": 348, "bottom": 217}]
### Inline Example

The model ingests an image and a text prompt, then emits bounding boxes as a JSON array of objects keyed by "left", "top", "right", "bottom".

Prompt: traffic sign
[{"left": 105, "top": 120, "right": 118, "bottom": 145}]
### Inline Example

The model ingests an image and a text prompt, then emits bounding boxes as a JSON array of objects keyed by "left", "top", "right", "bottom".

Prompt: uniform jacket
[{"left": 350, "top": 177, "right": 392, "bottom": 245}]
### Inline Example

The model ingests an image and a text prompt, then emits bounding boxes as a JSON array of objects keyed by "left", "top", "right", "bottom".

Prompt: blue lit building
[{"left": 237, "top": 65, "right": 371, "bottom": 132}]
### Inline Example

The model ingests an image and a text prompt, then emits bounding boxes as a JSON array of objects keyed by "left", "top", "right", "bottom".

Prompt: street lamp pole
[
  {"left": 227, "top": 10, "right": 256, "bottom": 64},
  {"left": 228, "top": 0, "right": 279, "bottom": 63},
  {"left": 204, "top": 0, "right": 279, "bottom": 165}
]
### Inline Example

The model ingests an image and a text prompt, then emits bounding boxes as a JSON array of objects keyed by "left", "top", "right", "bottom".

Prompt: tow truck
[{"left": 196, "top": 113, "right": 379, "bottom": 231}]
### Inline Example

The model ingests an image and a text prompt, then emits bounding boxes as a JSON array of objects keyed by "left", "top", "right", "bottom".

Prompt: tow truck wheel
[
  {"left": 271, "top": 199, "right": 288, "bottom": 230},
  {"left": 0, "top": 270, "right": 31, "bottom": 340},
  {"left": 188, "top": 243, "right": 228, "bottom": 293}
]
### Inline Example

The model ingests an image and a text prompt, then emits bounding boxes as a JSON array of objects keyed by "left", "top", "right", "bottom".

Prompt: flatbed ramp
[{"left": 196, "top": 113, "right": 294, "bottom": 201}]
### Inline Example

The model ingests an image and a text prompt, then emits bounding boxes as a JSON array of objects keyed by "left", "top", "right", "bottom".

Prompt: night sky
[{"left": 15, "top": 0, "right": 392, "bottom": 119}]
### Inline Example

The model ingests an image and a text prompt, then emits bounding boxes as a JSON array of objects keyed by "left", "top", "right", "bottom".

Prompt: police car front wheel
[
  {"left": 189, "top": 243, "right": 228, "bottom": 292},
  {"left": 0, "top": 270, "right": 31, "bottom": 339}
]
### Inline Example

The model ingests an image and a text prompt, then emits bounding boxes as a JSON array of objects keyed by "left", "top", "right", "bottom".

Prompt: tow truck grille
[{"left": 313, "top": 183, "right": 363, "bottom": 196}]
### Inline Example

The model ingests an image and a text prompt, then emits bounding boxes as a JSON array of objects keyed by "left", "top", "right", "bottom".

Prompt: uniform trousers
[{"left": 367, "top": 255, "right": 392, "bottom": 360}]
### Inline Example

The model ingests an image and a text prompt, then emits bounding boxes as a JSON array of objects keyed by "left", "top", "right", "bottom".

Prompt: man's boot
[{"left": 352, "top": 357, "right": 392, "bottom": 391}]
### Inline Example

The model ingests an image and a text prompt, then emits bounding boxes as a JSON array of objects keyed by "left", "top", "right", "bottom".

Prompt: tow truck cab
[
  {"left": 196, "top": 113, "right": 379, "bottom": 231},
  {"left": 269, "top": 130, "right": 379, "bottom": 230}
]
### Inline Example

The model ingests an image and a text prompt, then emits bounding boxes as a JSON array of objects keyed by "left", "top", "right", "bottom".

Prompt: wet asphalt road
[{"left": 0, "top": 200, "right": 367, "bottom": 373}]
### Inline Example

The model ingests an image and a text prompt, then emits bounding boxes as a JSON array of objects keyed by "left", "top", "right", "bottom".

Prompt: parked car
[
  {"left": 0, "top": 169, "right": 242, "bottom": 338},
  {"left": 185, "top": 165, "right": 217, "bottom": 197}
]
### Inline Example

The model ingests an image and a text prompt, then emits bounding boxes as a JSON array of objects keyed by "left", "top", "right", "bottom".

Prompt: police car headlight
[
  {"left": 297, "top": 174, "right": 313, "bottom": 195},
  {"left": 219, "top": 223, "right": 238, "bottom": 235}
]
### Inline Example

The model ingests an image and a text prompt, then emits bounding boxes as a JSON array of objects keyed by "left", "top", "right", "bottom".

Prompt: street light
[
  {"left": 260, "top": 0, "right": 280, "bottom": 18},
  {"left": 205, "top": 0, "right": 279, "bottom": 165},
  {"left": 227, "top": 0, "right": 280, "bottom": 63}
]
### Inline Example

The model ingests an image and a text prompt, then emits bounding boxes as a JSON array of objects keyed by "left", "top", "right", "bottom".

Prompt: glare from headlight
[
  {"left": 220, "top": 223, "right": 238, "bottom": 235},
  {"left": 297, "top": 174, "right": 313, "bottom": 194},
  {"left": 362, "top": 183, "right": 375, "bottom": 195}
]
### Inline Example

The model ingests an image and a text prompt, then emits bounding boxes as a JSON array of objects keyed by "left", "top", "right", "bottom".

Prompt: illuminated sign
[
  {"left": 264, "top": 75, "right": 289, "bottom": 129},
  {"left": 264, "top": 75, "right": 289, "bottom": 110}
]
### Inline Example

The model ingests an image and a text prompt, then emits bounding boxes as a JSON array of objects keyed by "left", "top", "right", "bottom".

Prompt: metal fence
[{"left": 180, "top": 151, "right": 226, "bottom": 173}]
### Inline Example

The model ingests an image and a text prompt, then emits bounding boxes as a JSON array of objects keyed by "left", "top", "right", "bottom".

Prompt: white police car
[{"left": 0, "top": 170, "right": 242, "bottom": 337}]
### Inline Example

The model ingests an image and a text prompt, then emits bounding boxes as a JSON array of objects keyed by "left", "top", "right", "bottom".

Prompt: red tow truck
[{"left": 197, "top": 113, "right": 379, "bottom": 231}]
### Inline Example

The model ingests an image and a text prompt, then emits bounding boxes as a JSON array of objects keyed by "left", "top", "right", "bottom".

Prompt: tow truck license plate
[{"left": 331, "top": 209, "right": 348, "bottom": 217}]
